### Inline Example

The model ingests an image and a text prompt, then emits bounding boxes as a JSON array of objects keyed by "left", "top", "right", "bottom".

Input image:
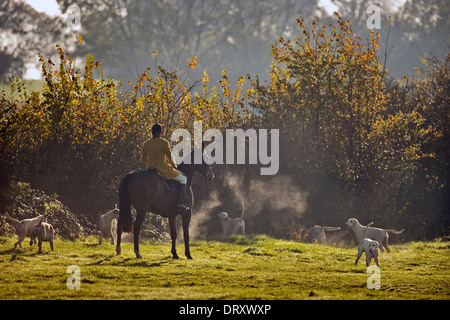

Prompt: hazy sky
[
  {"left": 23, "top": 0, "right": 337, "bottom": 16},
  {"left": 24, "top": 0, "right": 407, "bottom": 16},
  {"left": 24, "top": 0, "right": 61, "bottom": 16}
]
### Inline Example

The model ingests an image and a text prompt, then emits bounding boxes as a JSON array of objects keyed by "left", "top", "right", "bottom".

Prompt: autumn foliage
[
  {"left": 247, "top": 15, "right": 445, "bottom": 238},
  {"left": 0, "top": 16, "right": 448, "bottom": 239}
]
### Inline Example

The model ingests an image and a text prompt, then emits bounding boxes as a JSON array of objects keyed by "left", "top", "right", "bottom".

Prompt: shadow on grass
[
  {"left": 0, "top": 245, "right": 54, "bottom": 261},
  {"left": 87, "top": 254, "right": 173, "bottom": 268},
  {"left": 200, "top": 233, "right": 272, "bottom": 245}
]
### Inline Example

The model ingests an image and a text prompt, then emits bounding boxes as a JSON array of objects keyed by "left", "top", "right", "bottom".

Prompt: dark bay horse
[{"left": 116, "top": 152, "right": 214, "bottom": 259}]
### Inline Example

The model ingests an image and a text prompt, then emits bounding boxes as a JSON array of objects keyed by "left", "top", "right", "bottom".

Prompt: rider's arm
[
  {"left": 163, "top": 141, "right": 177, "bottom": 169},
  {"left": 140, "top": 144, "right": 148, "bottom": 165}
]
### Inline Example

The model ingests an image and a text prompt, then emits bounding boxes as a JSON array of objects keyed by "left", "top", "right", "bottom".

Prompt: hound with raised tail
[
  {"left": 346, "top": 218, "right": 404, "bottom": 253},
  {"left": 218, "top": 202, "right": 245, "bottom": 235},
  {"left": 355, "top": 222, "right": 380, "bottom": 267},
  {"left": 5, "top": 212, "right": 43, "bottom": 249},
  {"left": 30, "top": 213, "right": 54, "bottom": 253},
  {"left": 99, "top": 204, "right": 120, "bottom": 245}
]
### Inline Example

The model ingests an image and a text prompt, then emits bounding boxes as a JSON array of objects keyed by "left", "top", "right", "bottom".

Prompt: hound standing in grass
[
  {"left": 5, "top": 212, "right": 43, "bottom": 249},
  {"left": 305, "top": 226, "right": 341, "bottom": 245},
  {"left": 346, "top": 218, "right": 404, "bottom": 253},
  {"left": 355, "top": 222, "right": 380, "bottom": 267},
  {"left": 218, "top": 202, "right": 245, "bottom": 235},
  {"left": 99, "top": 204, "right": 120, "bottom": 245},
  {"left": 29, "top": 214, "right": 54, "bottom": 253}
]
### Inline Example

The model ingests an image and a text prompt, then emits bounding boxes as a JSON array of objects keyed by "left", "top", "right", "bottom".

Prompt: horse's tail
[{"left": 118, "top": 172, "right": 134, "bottom": 233}]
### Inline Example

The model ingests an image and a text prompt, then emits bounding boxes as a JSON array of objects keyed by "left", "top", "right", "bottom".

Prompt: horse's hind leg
[
  {"left": 169, "top": 216, "right": 179, "bottom": 259},
  {"left": 134, "top": 210, "right": 146, "bottom": 259},
  {"left": 181, "top": 210, "right": 192, "bottom": 259}
]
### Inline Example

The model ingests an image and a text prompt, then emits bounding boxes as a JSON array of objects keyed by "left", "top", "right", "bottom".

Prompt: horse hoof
[
  {"left": 173, "top": 254, "right": 180, "bottom": 259},
  {"left": 135, "top": 252, "right": 143, "bottom": 259},
  {"left": 186, "top": 255, "right": 193, "bottom": 260},
  {"left": 116, "top": 247, "right": 121, "bottom": 255}
]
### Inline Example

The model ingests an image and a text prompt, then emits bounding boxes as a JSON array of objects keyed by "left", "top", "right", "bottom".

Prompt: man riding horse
[
  {"left": 141, "top": 123, "right": 189, "bottom": 212},
  {"left": 116, "top": 123, "right": 214, "bottom": 259}
]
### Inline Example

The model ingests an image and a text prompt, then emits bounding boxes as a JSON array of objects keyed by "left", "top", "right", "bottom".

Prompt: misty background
[{"left": 0, "top": 0, "right": 448, "bottom": 242}]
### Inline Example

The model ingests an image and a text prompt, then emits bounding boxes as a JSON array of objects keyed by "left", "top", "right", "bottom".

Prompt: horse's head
[
  {"left": 178, "top": 150, "right": 214, "bottom": 182},
  {"left": 194, "top": 152, "right": 214, "bottom": 182},
  {"left": 201, "top": 162, "right": 214, "bottom": 182}
]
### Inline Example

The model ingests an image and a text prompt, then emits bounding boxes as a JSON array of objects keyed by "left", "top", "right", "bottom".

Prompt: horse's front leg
[
  {"left": 168, "top": 216, "right": 179, "bottom": 259},
  {"left": 116, "top": 221, "right": 122, "bottom": 255},
  {"left": 181, "top": 210, "right": 192, "bottom": 259},
  {"left": 134, "top": 210, "right": 146, "bottom": 259}
]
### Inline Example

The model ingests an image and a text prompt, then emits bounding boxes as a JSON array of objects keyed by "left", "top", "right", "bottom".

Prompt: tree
[
  {"left": 0, "top": 0, "right": 68, "bottom": 80},
  {"left": 389, "top": 0, "right": 449, "bottom": 78},
  {"left": 248, "top": 14, "right": 433, "bottom": 228},
  {"left": 55, "top": 0, "right": 318, "bottom": 81},
  {"left": 0, "top": 36, "right": 250, "bottom": 218}
]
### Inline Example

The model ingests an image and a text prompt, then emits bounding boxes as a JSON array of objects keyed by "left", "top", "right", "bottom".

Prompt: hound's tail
[
  {"left": 322, "top": 226, "right": 341, "bottom": 232},
  {"left": 364, "top": 222, "right": 374, "bottom": 238},
  {"left": 4, "top": 213, "right": 21, "bottom": 226},
  {"left": 385, "top": 229, "right": 404, "bottom": 234},
  {"left": 37, "top": 213, "right": 47, "bottom": 226},
  {"left": 240, "top": 202, "right": 245, "bottom": 220},
  {"left": 118, "top": 172, "right": 134, "bottom": 233}
]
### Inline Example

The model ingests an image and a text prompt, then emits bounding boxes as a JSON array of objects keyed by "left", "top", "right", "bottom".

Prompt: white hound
[
  {"left": 30, "top": 213, "right": 55, "bottom": 253},
  {"left": 347, "top": 218, "right": 404, "bottom": 252},
  {"left": 99, "top": 204, "right": 120, "bottom": 245},
  {"left": 5, "top": 212, "right": 43, "bottom": 249},
  {"left": 305, "top": 225, "right": 341, "bottom": 245},
  {"left": 355, "top": 222, "right": 380, "bottom": 267},
  {"left": 218, "top": 202, "right": 245, "bottom": 235}
]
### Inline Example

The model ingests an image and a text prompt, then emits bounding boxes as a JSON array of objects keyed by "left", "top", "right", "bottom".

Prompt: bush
[{"left": 0, "top": 181, "right": 96, "bottom": 239}]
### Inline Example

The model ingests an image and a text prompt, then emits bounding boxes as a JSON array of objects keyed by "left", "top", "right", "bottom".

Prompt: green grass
[{"left": 0, "top": 235, "right": 448, "bottom": 300}]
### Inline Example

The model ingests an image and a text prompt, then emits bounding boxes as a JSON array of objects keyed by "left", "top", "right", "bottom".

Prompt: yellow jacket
[{"left": 141, "top": 137, "right": 179, "bottom": 180}]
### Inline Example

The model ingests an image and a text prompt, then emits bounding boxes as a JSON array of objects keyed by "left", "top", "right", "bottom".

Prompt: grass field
[{"left": 0, "top": 234, "right": 448, "bottom": 300}]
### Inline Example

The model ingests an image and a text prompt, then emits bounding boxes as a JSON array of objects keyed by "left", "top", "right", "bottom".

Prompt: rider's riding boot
[{"left": 176, "top": 183, "right": 190, "bottom": 212}]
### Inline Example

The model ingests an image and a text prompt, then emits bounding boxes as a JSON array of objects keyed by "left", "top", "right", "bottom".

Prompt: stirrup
[{"left": 176, "top": 203, "right": 190, "bottom": 212}]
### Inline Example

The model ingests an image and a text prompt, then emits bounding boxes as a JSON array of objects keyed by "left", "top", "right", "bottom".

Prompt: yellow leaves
[
  {"left": 202, "top": 71, "right": 209, "bottom": 83},
  {"left": 419, "top": 56, "right": 428, "bottom": 67},
  {"left": 76, "top": 35, "right": 83, "bottom": 44},
  {"left": 187, "top": 56, "right": 197, "bottom": 69},
  {"left": 5, "top": 40, "right": 254, "bottom": 160}
]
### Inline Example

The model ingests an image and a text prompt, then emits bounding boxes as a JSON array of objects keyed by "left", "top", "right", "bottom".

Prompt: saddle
[{"left": 146, "top": 169, "right": 178, "bottom": 193}]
